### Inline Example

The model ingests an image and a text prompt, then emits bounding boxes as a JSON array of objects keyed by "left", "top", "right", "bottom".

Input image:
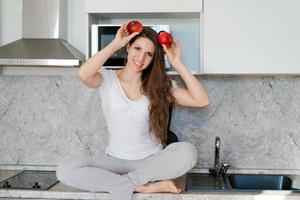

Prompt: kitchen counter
[{"left": 1, "top": 170, "right": 300, "bottom": 200}]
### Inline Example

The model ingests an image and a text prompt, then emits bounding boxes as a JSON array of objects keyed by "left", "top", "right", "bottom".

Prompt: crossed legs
[{"left": 56, "top": 142, "right": 197, "bottom": 200}]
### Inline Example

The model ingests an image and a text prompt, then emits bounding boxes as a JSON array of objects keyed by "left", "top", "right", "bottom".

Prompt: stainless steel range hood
[{"left": 0, "top": 0, "right": 85, "bottom": 67}]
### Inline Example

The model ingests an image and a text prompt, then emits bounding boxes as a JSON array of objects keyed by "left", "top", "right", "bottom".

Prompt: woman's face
[{"left": 126, "top": 37, "right": 155, "bottom": 72}]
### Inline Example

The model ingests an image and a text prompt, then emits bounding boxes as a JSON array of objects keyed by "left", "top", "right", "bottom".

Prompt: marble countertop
[{"left": 1, "top": 170, "right": 300, "bottom": 200}]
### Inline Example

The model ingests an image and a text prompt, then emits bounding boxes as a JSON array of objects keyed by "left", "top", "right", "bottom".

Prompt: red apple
[
  {"left": 126, "top": 20, "right": 143, "bottom": 34},
  {"left": 157, "top": 31, "right": 173, "bottom": 48}
]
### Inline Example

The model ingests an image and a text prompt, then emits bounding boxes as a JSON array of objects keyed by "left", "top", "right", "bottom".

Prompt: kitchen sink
[
  {"left": 186, "top": 173, "right": 232, "bottom": 191},
  {"left": 186, "top": 173, "right": 299, "bottom": 192},
  {"left": 228, "top": 174, "right": 293, "bottom": 190},
  {"left": 187, "top": 137, "right": 299, "bottom": 192}
]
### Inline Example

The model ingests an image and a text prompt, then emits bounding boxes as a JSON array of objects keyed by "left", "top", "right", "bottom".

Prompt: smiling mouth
[{"left": 134, "top": 60, "right": 143, "bottom": 68}]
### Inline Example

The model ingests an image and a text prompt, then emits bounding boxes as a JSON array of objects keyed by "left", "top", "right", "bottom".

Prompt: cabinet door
[
  {"left": 85, "top": 0, "right": 202, "bottom": 13},
  {"left": 203, "top": 0, "right": 300, "bottom": 74}
]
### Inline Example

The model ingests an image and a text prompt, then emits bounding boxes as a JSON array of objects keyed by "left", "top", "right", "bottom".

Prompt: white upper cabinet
[
  {"left": 85, "top": 0, "right": 202, "bottom": 13},
  {"left": 203, "top": 0, "right": 300, "bottom": 74}
]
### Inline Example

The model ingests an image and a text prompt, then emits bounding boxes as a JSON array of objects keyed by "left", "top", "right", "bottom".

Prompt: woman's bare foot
[{"left": 134, "top": 180, "right": 181, "bottom": 193}]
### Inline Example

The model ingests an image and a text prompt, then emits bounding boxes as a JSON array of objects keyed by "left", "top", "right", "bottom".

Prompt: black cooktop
[{"left": 0, "top": 170, "right": 58, "bottom": 190}]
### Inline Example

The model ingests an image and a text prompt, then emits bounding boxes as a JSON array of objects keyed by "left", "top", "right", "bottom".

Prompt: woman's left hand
[{"left": 162, "top": 41, "right": 183, "bottom": 70}]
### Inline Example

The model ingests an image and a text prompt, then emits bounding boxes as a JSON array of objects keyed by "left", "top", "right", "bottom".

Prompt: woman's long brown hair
[{"left": 127, "top": 27, "right": 175, "bottom": 144}]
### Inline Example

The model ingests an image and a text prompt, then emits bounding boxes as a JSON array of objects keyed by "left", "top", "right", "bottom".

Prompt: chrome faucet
[
  {"left": 215, "top": 136, "right": 220, "bottom": 171},
  {"left": 210, "top": 136, "right": 230, "bottom": 177}
]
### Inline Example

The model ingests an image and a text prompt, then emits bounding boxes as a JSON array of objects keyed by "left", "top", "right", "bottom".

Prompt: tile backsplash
[{"left": 0, "top": 75, "right": 299, "bottom": 170}]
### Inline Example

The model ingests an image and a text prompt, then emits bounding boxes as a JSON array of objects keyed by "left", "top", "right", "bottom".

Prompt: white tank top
[{"left": 98, "top": 69, "right": 163, "bottom": 160}]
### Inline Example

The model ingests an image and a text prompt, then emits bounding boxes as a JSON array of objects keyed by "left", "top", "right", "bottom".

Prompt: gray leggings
[{"left": 56, "top": 142, "right": 198, "bottom": 200}]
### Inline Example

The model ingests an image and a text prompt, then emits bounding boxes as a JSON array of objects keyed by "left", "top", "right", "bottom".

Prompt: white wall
[
  {"left": 2, "top": 0, "right": 22, "bottom": 45},
  {"left": 67, "top": 0, "right": 87, "bottom": 54},
  {"left": 0, "top": 0, "right": 2, "bottom": 46},
  {"left": 59, "top": 0, "right": 68, "bottom": 41}
]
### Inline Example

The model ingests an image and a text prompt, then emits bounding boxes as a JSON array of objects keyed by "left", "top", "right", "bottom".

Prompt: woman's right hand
[{"left": 112, "top": 21, "right": 140, "bottom": 49}]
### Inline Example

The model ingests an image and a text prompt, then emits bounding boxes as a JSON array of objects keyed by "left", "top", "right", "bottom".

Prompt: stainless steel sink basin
[
  {"left": 186, "top": 173, "right": 298, "bottom": 191},
  {"left": 228, "top": 174, "right": 293, "bottom": 190},
  {"left": 186, "top": 173, "right": 232, "bottom": 191}
]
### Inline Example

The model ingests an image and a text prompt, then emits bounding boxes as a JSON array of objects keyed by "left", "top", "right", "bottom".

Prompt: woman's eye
[
  {"left": 147, "top": 53, "right": 154, "bottom": 57},
  {"left": 134, "top": 46, "right": 140, "bottom": 50}
]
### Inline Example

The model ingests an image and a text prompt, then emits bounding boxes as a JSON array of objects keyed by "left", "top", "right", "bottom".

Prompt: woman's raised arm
[
  {"left": 163, "top": 42, "right": 210, "bottom": 107},
  {"left": 77, "top": 22, "right": 139, "bottom": 88}
]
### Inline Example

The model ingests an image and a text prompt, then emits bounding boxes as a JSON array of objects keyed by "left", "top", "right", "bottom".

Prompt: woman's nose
[{"left": 137, "top": 53, "right": 145, "bottom": 62}]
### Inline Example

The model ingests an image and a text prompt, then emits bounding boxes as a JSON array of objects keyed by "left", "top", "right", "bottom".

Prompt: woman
[{"left": 56, "top": 22, "right": 209, "bottom": 200}]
